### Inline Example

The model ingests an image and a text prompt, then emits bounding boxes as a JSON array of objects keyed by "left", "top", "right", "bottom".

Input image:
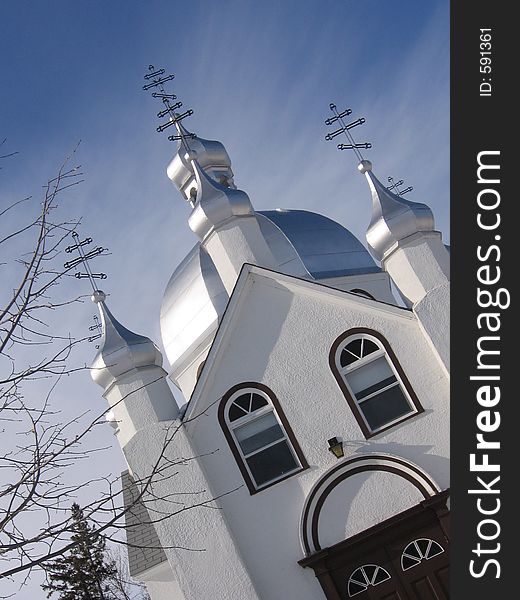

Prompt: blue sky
[
  {"left": 1, "top": 0, "right": 450, "bottom": 336},
  {"left": 1, "top": 1, "right": 449, "bottom": 596}
]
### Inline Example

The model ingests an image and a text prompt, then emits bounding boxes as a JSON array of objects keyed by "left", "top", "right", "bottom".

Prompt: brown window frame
[
  {"left": 329, "top": 328, "right": 423, "bottom": 439},
  {"left": 218, "top": 382, "right": 308, "bottom": 494}
]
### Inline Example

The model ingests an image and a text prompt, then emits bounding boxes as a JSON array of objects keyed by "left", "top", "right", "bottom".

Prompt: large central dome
[{"left": 160, "top": 209, "right": 379, "bottom": 379}]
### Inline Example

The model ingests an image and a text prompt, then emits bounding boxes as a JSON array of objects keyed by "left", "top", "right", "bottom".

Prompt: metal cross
[
  {"left": 88, "top": 314, "right": 102, "bottom": 348},
  {"left": 325, "top": 103, "right": 371, "bottom": 162},
  {"left": 143, "top": 65, "right": 196, "bottom": 155},
  {"left": 387, "top": 176, "right": 413, "bottom": 197},
  {"left": 64, "top": 231, "right": 107, "bottom": 293}
]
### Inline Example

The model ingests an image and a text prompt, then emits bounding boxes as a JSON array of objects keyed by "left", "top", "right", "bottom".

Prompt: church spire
[
  {"left": 324, "top": 102, "right": 435, "bottom": 261},
  {"left": 143, "top": 64, "right": 277, "bottom": 294},
  {"left": 187, "top": 156, "right": 253, "bottom": 240},
  {"left": 325, "top": 102, "right": 449, "bottom": 371},
  {"left": 143, "top": 65, "right": 235, "bottom": 204},
  {"left": 358, "top": 159, "right": 435, "bottom": 261},
  {"left": 89, "top": 289, "right": 179, "bottom": 447},
  {"left": 90, "top": 290, "right": 162, "bottom": 391}
]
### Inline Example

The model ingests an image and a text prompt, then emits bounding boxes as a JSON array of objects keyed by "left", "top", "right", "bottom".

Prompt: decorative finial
[
  {"left": 325, "top": 103, "right": 372, "bottom": 163},
  {"left": 64, "top": 231, "right": 108, "bottom": 294},
  {"left": 143, "top": 64, "right": 195, "bottom": 155},
  {"left": 387, "top": 176, "right": 413, "bottom": 197}
]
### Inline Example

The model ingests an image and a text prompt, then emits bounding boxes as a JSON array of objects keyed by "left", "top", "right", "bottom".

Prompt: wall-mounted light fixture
[{"left": 327, "top": 437, "right": 344, "bottom": 459}]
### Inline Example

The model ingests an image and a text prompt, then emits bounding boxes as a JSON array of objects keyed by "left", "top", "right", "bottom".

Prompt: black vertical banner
[{"left": 451, "top": 1, "right": 514, "bottom": 598}]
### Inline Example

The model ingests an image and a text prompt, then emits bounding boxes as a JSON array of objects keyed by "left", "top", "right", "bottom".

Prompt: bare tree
[
  {"left": 105, "top": 547, "right": 151, "bottom": 600},
  {"left": 0, "top": 145, "right": 226, "bottom": 592}
]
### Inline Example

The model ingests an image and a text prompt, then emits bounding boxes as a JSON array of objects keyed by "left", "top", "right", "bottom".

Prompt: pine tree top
[{"left": 42, "top": 504, "right": 117, "bottom": 600}]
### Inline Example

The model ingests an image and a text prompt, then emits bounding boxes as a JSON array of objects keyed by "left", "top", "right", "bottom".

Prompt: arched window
[
  {"left": 218, "top": 383, "right": 307, "bottom": 494},
  {"left": 330, "top": 329, "right": 423, "bottom": 438},
  {"left": 347, "top": 564, "right": 391, "bottom": 597},
  {"left": 401, "top": 538, "right": 445, "bottom": 571}
]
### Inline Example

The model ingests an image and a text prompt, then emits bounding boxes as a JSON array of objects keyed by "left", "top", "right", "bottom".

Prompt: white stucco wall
[
  {"left": 383, "top": 232, "right": 450, "bottom": 373},
  {"left": 123, "top": 419, "right": 262, "bottom": 600},
  {"left": 177, "top": 267, "right": 449, "bottom": 600},
  {"left": 317, "top": 470, "right": 425, "bottom": 548}
]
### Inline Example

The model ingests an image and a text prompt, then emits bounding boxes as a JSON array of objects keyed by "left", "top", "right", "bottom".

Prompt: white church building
[{"left": 89, "top": 85, "right": 450, "bottom": 600}]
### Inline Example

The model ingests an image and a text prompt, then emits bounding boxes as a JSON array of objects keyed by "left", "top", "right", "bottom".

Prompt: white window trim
[
  {"left": 335, "top": 334, "right": 418, "bottom": 434},
  {"left": 225, "top": 388, "right": 302, "bottom": 490}
]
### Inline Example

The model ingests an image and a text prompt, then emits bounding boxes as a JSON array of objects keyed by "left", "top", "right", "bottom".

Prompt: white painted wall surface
[
  {"left": 383, "top": 232, "right": 450, "bottom": 373},
  {"left": 316, "top": 471, "right": 425, "bottom": 549},
  {"left": 178, "top": 267, "right": 449, "bottom": 600},
  {"left": 123, "top": 420, "right": 262, "bottom": 600},
  {"left": 203, "top": 217, "right": 277, "bottom": 294}
]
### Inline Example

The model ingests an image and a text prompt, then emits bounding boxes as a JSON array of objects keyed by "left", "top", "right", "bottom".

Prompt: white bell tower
[{"left": 360, "top": 159, "right": 450, "bottom": 373}]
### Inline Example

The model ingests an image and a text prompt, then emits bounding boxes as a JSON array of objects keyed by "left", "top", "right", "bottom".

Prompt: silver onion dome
[
  {"left": 160, "top": 244, "right": 228, "bottom": 377},
  {"left": 160, "top": 209, "right": 380, "bottom": 379},
  {"left": 188, "top": 159, "right": 254, "bottom": 241},
  {"left": 166, "top": 123, "right": 235, "bottom": 200},
  {"left": 91, "top": 298, "right": 163, "bottom": 391},
  {"left": 361, "top": 160, "right": 435, "bottom": 261},
  {"left": 257, "top": 209, "right": 380, "bottom": 279}
]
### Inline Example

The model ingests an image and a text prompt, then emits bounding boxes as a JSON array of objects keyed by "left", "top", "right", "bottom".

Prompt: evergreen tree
[{"left": 42, "top": 503, "right": 117, "bottom": 599}]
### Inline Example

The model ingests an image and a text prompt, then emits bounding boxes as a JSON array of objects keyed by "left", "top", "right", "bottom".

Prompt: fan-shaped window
[
  {"left": 218, "top": 384, "right": 307, "bottom": 494},
  {"left": 401, "top": 538, "right": 445, "bottom": 571},
  {"left": 347, "top": 564, "right": 391, "bottom": 596},
  {"left": 330, "top": 329, "right": 423, "bottom": 438}
]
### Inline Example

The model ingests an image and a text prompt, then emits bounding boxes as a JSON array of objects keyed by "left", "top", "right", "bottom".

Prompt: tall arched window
[
  {"left": 218, "top": 383, "right": 307, "bottom": 494},
  {"left": 330, "top": 329, "right": 423, "bottom": 438}
]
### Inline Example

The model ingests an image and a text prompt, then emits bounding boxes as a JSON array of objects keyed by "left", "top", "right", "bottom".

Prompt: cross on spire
[
  {"left": 143, "top": 65, "right": 196, "bottom": 156},
  {"left": 387, "top": 176, "right": 413, "bottom": 197},
  {"left": 64, "top": 231, "right": 107, "bottom": 293},
  {"left": 325, "top": 103, "right": 372, "bottom": 162},
  {"left": 88, "top": 314, "right": 102, "bottom": 348}
]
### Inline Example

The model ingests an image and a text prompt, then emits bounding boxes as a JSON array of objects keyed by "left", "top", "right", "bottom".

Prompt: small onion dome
[
  {"left": 188, "top": 158, "right": 253, "bottom": 240},
  {"left": 91, "top": 293, "right": 162, "bottom": 391},
  {"left": 166, "top": 122, "right": 235, "bottom": 200},
  {"left": 361, "top": 160, "right": 435, "bottom": 261}
]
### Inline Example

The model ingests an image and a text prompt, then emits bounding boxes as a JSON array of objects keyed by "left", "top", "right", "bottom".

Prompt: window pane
[
  {"left": 229, "top": 403, "right": 247, "bottom": 422},
  {"left": 356, "top": 376, "right": 397, "bottom": 401},
  {"left": 360, "top": 385, "right": 413, "bottom": 431},
  {"left": 250, "top": 393, "right": 268, "bottom": 412},
  {"left": 348, "top": 580, "right": 366, "bottom": 596},
  {"left": 373, "top": 567, "right": 390, "bottom": 585},
  {"left": 417, "top": 539, "right": 431, "bottom": 557},
  {"left": 427, "top": 541, "right": 444, "bottom": 558},
  {"left": 340, "top": 348, "right": 359, "bottom": 368},
  {"left": 402, "top": 555, "right": 420, "bottom": 570},
  {"left": 347, "top": 355, "right": 394, "bottom": 395},
  {"left": 234, "top": 393, "right": 251, "bottom": 412},
  {"left": 403, "top": 542, "right": 422, "bottom": 560},
  {"left": 346, "top": 338, "right": 362, "bottom": 358},
  {"left": 245, "top": 440, "right": 298, "bottom": 486},
  {"left": 363, "top": 565, "right": 377, "bottom": 583},
  {"left": 234, "top": 412, "right": 284, "bottom": 455},
  {"left": 363, "top": 339, "right": 379, "bottom": 356}
]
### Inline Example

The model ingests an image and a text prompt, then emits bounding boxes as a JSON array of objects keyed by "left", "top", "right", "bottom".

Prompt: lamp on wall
[{"left": 327, "top": 437, "right": 344, "bottom": 459}]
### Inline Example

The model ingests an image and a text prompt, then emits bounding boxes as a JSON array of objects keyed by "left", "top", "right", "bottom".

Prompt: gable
[{"left": 186, "top": 264, "right": 444, "bottom": 423}]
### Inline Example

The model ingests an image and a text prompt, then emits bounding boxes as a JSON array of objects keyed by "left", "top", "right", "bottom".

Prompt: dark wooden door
[
  {"left": 301, "top": 496, "right": 451, "bottom": 600},
  {"left": 349, "top": 526, "right": 450, "bottom": 600}
]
